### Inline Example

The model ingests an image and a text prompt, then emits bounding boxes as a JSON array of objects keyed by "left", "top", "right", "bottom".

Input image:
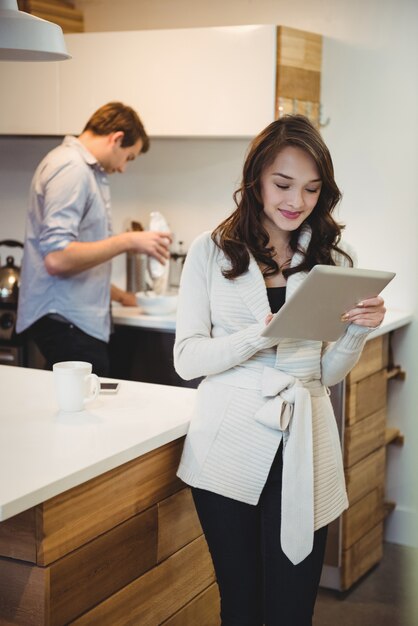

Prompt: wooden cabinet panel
[
  {"left": 157, "top": 488, "right": 202, "bottom": 563},
  {"left": 342, "top": 488, "right": 384, "bottom": 549},
  {"left": 275, "top": 26, "right": 322, "bottom": 125},
  {"left": 0, "top": 508, "right": 37, "bottom": 562},
  {"left": 346, "top": 335, "right": 389, "bottom": 384},
  {"left": 0, "top": 558, "right": 49, "bottom": 626},
  {"left": 37, "top": 438, "right": 184, "bottom": 565},
  {"left": 345, "top": 369, "right": 387, "bottom": 425},
  {"left": 162, "top": 583, "right": 220, "bottom": 626},
  {"left": 50, "top": 507, "right": 158, "bottom": 625},
  {"left": 344, "top": 407, "right": 386, "bottom": 467},
  {"left": 342, "top": 523, "right": 384, "bottom": 590},
  {"left": 70, "top": 536, "right": 216, "bottom": 626},
  {"left": 345, "top": 447, "right": 386, "bottom": 505}
]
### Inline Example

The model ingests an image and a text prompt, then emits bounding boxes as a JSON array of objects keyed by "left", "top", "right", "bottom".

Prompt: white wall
[{"left": 1, "top": 0, "right": 417, "bottom": 547}]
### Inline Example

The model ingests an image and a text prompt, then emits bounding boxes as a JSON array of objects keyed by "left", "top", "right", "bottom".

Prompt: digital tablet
[{"left": 260, "top": 265, "right": 395, "bottom": 342}]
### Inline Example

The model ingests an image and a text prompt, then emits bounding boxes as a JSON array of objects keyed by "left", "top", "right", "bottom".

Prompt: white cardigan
[{"left": 174, "top": 228, "right": 373, "bottom": 550}]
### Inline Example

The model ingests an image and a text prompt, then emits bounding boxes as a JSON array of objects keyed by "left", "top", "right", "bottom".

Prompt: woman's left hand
[{"left": 341, "top": 296, "right": 386, "bottom": 328}]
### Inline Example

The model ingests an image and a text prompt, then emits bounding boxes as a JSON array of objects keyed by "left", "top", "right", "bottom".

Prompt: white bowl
[{"left": 135, "top": 291, "right": 178, "bottom": 315}]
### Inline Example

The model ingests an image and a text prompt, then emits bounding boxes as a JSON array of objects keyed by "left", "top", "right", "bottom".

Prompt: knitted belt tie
[{"left": 254, "top": 366, "right": 326, "bottom": 565}]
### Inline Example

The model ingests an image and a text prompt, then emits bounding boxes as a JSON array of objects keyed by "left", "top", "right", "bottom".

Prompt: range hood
[{"left": 0, "top": 0, "right": 70, "bottom": 61}]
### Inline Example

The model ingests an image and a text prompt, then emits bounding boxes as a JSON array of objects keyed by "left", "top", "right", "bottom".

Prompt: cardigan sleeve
[
  {"left": 173, "top": 233, "right": 279, "bottom": 381},
  {"left": 320, "top": 323, "right": 374, "bottom": 386}
]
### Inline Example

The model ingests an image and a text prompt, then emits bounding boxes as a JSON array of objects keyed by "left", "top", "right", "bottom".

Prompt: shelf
[
  {"left": 386, "top": 366, "right": 406, "bottom": 381},
  {"left": 385, "top": 427, "right": 404, "bottom": 446},
  {"left": 384, "top": 501, "right": 396, "bottom": 518}
]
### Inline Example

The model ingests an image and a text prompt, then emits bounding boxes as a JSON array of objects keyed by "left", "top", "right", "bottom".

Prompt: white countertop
[
  {"left": 112, "top": 306, "right": 176, "bottom": 332},
  {"left": 0, "top": 366, "right": 196, "bottom": 522},
  {"left": 0, "top": 309, "right": 412, "bottom": 523},
  {"left": 113, "top": 305, "right": 413, "bottom": 339},
  {"left": 366, "top": 308, "right": 413, "bottom": 340}
]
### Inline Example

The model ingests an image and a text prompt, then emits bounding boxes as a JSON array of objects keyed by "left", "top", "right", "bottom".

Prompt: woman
[{"left": 174, "top": 115, "right": 385, "bottom": 626}]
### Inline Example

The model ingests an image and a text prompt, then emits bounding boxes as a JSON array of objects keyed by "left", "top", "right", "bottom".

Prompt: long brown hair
[
  {"left": 212, "top": 115, "right": 352, "bottom": 279},
  {"left": 83, "top": 101, "right": 150, "bottom": 152}
]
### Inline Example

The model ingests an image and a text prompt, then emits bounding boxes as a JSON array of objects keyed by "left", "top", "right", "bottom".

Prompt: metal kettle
[{"left": 0, "top": 240, "right": 24, "bottom": 304}]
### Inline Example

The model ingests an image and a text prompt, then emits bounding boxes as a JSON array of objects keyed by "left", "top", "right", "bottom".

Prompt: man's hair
[{"left": 83, "top": 101, "right": 150, "bottom": 152}]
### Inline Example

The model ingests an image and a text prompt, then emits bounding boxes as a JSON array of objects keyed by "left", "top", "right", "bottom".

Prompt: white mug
[{"left": 53, "top": 361, "right": 100, "bottom": 412}]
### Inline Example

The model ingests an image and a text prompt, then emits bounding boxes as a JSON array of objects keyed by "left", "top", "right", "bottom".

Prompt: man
[{"left": 16, "top": 101, "right": 171, "bottom": 376}]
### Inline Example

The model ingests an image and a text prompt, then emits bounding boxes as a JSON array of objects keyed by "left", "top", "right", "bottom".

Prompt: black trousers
[
  {"left": 192, "top": 445, "right": 328, "bottom": 626},
  {"left": 28, "top": 315, "right": 110, "bottom": 377}
]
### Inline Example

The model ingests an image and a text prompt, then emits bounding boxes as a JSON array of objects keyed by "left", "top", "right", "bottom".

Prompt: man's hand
[
  {"left": 128, "top": 231, "right": 172, "bottom": 265},
  {"left": 111, "top": 285, "right": 137, "bottom": 306}
]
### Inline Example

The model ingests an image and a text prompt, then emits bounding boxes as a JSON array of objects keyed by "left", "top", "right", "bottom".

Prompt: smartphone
[{"left": 100, "top": 382, "right": 120, "bottom": 394}]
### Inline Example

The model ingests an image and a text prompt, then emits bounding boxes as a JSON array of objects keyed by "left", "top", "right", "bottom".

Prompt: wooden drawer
[
  {"left": 345, "top": 369, "right": 387, "bottom": 425},
  {"left": 341, "top": 522, "right": 384, "bottom": 590},
  {"left": 345, "top": 446, "right": 386, "bottom": 505},
  {"left": 70, "top": 536, "right": 216, "bottom": 625},
  {"left": 162, "top": 583, "right": 220, "bottom": 626},
  {"left": 342, "top": 488, "right": 384, "bottom": 549},
  {"left": 158, "top": 488, "right": 202, "bottom": 562},
  {"left": 347, "top": 335, "right": 389, "bottom": 384},
  {"left": 344, "top": 407, "right": 386, "bottom": 467}
]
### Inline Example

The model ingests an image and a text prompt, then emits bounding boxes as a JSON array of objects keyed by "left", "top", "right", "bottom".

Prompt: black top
[{"left": 266, "top": 286, "right": 286, "bottom": 314}]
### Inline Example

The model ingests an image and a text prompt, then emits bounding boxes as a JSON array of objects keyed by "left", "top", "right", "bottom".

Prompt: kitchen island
[{"left": 0, "top": 366, "right": 219, "bottom": 625}]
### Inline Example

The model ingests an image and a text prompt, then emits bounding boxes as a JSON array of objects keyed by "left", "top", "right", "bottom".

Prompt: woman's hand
[
  {"left": 341, "top": 296, "right": 386, "bottom": 328},
  {"left": 265, "top": 313, "right": 274, "bottom": 325}
]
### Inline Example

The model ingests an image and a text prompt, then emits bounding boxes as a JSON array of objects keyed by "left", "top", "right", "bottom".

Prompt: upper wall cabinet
[
  {"left": 0, "top": 25, "right": 322, "bottom": 137},
  {"left": 0, "top": 61, "right": 60, "bottom": 134},
  {"left": 58, "top": 26, "right": 276, "bottom": 137}
]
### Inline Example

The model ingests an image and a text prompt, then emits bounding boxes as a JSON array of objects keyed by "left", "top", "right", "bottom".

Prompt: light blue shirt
[{"left": 16, "top": 136, "right": 113, "bottom": 342}]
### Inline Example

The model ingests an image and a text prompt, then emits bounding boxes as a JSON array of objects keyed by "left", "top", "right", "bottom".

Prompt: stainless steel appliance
[{"left": 0, "top": 239, "right": 25, "bottom": 366}]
